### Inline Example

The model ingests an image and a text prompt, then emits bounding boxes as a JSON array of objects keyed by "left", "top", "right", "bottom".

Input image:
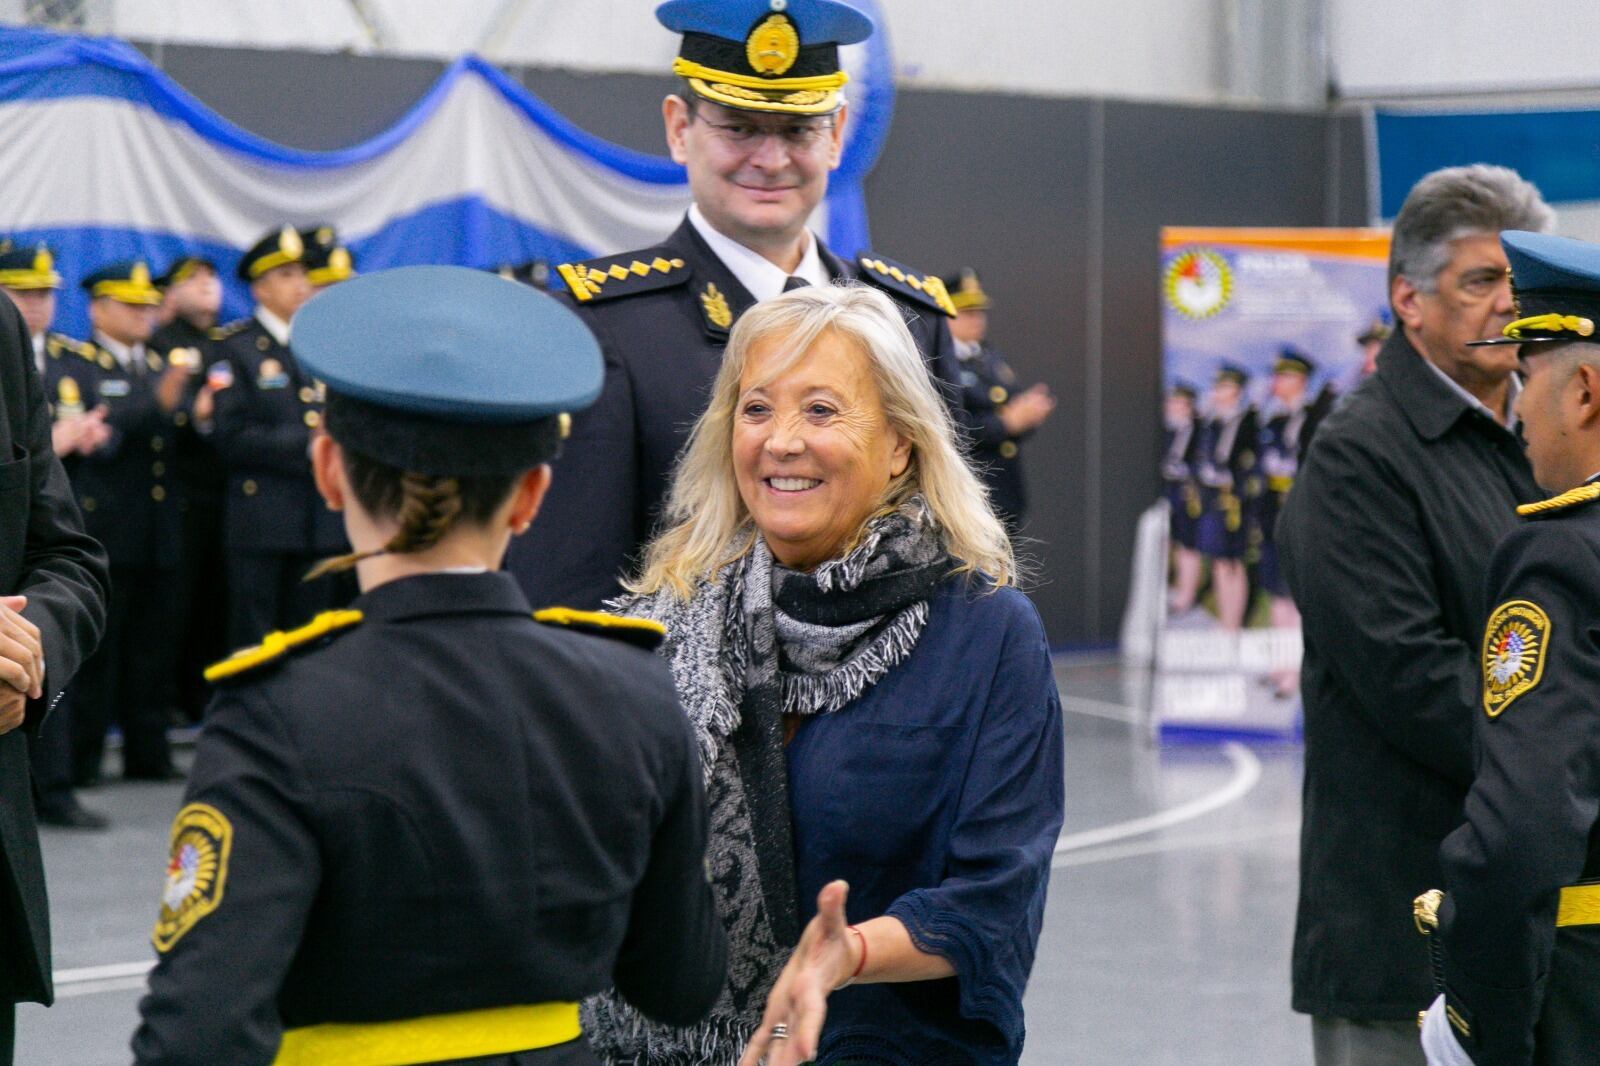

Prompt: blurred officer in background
[
  {"left": 1279, "top": 165, "right": 1551, "bottom": 1066},
  {"left": 1162, "top": 380, "right": 1203, "bottom": 614},
  {"left": 211, "top": 226, "right": 350, "bottom": 648},
  {"left": 132, "top": 266, "right": 726, "bottom": 1065},
  {"left": 152, "top": 256, "right": 227, "bottom": 724},
  {"left": 301, "top": 224, "right": 357, "bottom": 293},
  {"left": 510, "top": 0, "right": 967, "bottom": 610},
  {"left": 943, "top": 268, "right": 1055, "bottom": 527},
  {"left": 1418, "top": 231, "right": 1600, "bottom": 1066},
  {"left": 1194, "top": 363, "right": 1256, "bottom": 631},
  {"left": 45, "top": 260, "right": 187, "bottom": 784}
]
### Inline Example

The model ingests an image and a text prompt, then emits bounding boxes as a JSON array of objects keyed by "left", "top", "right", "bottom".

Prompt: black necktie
[{"left": 783, "top": 275, "right": 810, "bottom": 292}]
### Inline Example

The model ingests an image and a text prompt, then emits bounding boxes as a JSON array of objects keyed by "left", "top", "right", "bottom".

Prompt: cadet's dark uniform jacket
[
  {"left": 1251, "top": 397, "right": 1327, "bottom": 595},
  {"left": 41, "top": 336, "right": 182, "bottom": 568},
  {"left": 132, "top": 571, "right": 726, "bottom": 1065},
  {"left": 150, "top": 317, "right": 223, "bottom": 510},
  {"left": 1193, "top": 406, "right": 1258, "bottom": 559},
  {"left": 210, "top": 316, "right": 344, "bottom": 556},
  {"left": 507, "top": 217, "right": 965, "bottom": 609},
  {"left": 955, "top": 343, "right": 1030, "bottom": 522},
  {"left": 1434, "top": 481, "right": 1600, "bottom": 1066},
  {"left": 1161, "top": 418, "right": 1200, "bottom": 550},
  {"left": 1279, "top": 331, "right": 1540, "bottom": 1020}
]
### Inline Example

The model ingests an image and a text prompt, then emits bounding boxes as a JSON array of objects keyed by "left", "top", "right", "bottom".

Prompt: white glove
[{"left": 1420, "top": 994, "right": 1476, "bottom": 1066}]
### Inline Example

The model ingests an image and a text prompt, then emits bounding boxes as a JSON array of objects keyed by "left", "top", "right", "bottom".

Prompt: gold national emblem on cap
[
  {"left": 281, "top": 226, "right": 303, "bottom": 258},
  {"left": 151, "top": 802, "right": 233, "bottom": 952},
  {"left": 1482, "top": 599, "right": 1549, "bottom": 718},
  {"left": 747, "top": 14, "right": 800, "bottom": 76}
]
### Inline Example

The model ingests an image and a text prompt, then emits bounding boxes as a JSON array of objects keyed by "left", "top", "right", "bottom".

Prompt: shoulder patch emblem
[
  {"left": 1482, "top": 599, "right": 1550, "bottom": 718},
  {"left": 1517, "top": 482, "right": 1600, "bottom": 518},
  {"left": 856, "top": 253, "right": 958, "bottom": 318},
  {"left": 556, "top": 254, "right": 688, "bottom": 304},
  {"left": 204, "top": 609, "right": 364, "bottom": 683},
  {"left": 534, "top": 606, "right": 666, "bottom": 651},
  {"left": 46, "top": 333, "right": 96, "bottom": 361},
  {"left": 152, "top": 803, "right": 233, "bottom": 952}
]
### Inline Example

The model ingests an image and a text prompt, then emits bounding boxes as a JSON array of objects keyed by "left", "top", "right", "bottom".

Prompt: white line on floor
[
  {"left": 1052, "top": 741, "right": 1262, "bottom": 854},
  {"left": 1051, "top": 819, "right": 1299, "bottom": 869},
  {"left": 1057, "top": 694, "right": 1145, "bottom": 723},
  {"left": 55, "top": 960, "right": 152, "bottom": 988}
]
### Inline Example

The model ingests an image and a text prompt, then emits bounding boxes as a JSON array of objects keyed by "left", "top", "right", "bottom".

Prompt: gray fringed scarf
[{"left": 583, "top": 498, "right": 949, "bottom": 1065}]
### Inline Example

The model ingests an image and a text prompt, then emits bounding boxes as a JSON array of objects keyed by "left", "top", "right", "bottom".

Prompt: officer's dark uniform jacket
[
  {"left": 1193, "top": 405, "right": 1258, "bottom": 558},
  {"left": 210, "top": 315, "right": 344, "bottom": 556},
  {"left": 1250, "top": 396, "right": 1327, "bottom": 594},
  {"left": 1431, "top": 481, "right": 1600, "bottom": 1066},
  {"left": 132, "top": 571, "right": 726, "bottom": 1065},
  {"left": 955, "top": 342, "right": 1030, "bottom": 521},
  {"left": 507, "top": 217, "right": 966, "bottom": 609},
  {"left": 41, "top": 335, "right": 182, "bottom": 568},
  {"left": 150, "top": 316, "right": 222, "bottom": 506},
  {"left": 1161, "top": 417, "right": 1200, "bottom": 549},
  {"left": 1278, "top": 330, "right": 1540, "bottom": 1021}
]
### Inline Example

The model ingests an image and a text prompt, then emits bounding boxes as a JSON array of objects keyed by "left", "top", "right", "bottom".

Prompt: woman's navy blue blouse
[{"left": 787, "top": 576, "right": 1065, "bottom": 1065}]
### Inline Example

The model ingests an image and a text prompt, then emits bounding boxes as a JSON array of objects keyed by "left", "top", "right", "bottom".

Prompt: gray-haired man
[{"left": 1278, "top": 165, "right": 1554, "bottom": 1065}]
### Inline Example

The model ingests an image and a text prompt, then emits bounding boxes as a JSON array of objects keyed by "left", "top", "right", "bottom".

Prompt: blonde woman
[{"left": 584, "top": 284, "right": 1064, "bottom": 1065}]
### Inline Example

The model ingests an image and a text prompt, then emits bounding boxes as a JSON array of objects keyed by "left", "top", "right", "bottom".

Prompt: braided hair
[{"left": 305, "top": 448, "right": 520, "bottom": 580}]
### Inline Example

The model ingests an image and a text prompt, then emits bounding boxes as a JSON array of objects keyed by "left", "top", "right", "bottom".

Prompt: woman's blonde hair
[{"left": 631, "top": 282, "right": 1016, "bottom": 597}]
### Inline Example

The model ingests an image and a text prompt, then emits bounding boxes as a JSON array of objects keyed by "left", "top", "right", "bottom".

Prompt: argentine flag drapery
[{"left": 0, "top": 15, "right": 894, "bottom": 337}]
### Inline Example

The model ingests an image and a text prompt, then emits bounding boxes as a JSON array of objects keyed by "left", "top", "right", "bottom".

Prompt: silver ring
[{"left": 770, "top": 1023, "right": 790, "bottom": 1040}]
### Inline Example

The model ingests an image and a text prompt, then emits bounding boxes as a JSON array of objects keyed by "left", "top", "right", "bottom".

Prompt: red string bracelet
[{"left": 836, "top": 924, "right": 868, "bottom": 989}]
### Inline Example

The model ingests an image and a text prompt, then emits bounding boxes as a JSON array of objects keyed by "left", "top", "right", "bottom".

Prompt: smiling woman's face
[{"left": 733, "top": 327, "right": 911, "bottom": 570}]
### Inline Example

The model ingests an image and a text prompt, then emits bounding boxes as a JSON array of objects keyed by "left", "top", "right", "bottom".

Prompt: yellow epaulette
[
  {"left": 855, "top": 253, "right": 958, "bottom": 318},
  {"left": 556, "top": 253, "right": 689, "bottom": 304},
  {"left": 1517, "top": 483, "right": 1600, "bottom": 519},
  {"left": 45, "top": 333, "right": 97, "bottom": 362},
  {"left": 209, "top": 318, "right": 252, "bottom": 342},
  {"left": 204, "top": 610, "right": 364, "bottom": 683},
  {"left": 534, "top": 607, "right": 666, "bottom": 651}
]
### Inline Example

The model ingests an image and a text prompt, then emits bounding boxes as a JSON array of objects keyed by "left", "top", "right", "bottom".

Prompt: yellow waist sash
[
  {"left": 1556, "top": 884, "right": 1600, "bottom": 928},
  {"left": 273, "top": 1002, "right": 580, "bottom": 1066}
]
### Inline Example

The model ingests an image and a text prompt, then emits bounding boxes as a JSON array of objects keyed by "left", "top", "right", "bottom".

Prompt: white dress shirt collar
[
  {"left": 687, "top": 205, "right": 830, "bottom": 303},
  {"left": 93, "top": 331, "right": 144, "bottom": 372},
  {"left": 30, "top": 332, "right": 44, "bottom": 377},
  {"left": 254, "top": 306, "right": 291, "bottom": 347}
]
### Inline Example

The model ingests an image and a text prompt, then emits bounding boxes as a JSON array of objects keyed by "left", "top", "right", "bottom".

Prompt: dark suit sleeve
[
  {"left": 1437, "top": 525, "right": 1600, "bottom": 1066},
  {"left": 133, "top": 687, "right": 321, "bottom": 1065},
  {"left": 505, "top": 305, "right": 640, "bottom": 609},
  {"left": 7, "top": 304, "right": 109, "bottom": 726},
  {"left": 1277, "top": 427, "right": 1475, "bottom": 786},
  {"left": 610, "top": 705, "right": 726, "bottom": 1026},
  {"left": 210, "top": 349, "right": 313, "bottom": 478}
]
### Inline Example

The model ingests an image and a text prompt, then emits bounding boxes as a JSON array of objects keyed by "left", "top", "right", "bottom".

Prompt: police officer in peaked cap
[
  {"left": 508, "top": 0, "right": 973, "bottom": 611},
  {"left": 132, "top": 266, "right": 726, "bottom": 1064},
  {"left": 1418, "top": 230, "right": 1600, "bottom": 1066}
]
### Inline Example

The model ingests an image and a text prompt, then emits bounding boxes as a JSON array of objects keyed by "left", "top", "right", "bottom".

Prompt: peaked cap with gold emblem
[
  {"left": 943, "top": 268, "right": 991, "bottom": 313},
  {"left": 0, "top": 240, "right": 62, "bottom": 290},
  {"left": 1472, "top": 230, "right": 1600, "bottom": 348},
  {"left": 301, "top": 224, "right": 358, "bottom": 287},
  {"left": 657, "top": 0, "right": 874, "bottom": 116},
  {"left": 237, "top": 225, "right": 305, "bottom": 282},
  {"left": 81, "top": 259, "right": 163, "bottom": 305}
]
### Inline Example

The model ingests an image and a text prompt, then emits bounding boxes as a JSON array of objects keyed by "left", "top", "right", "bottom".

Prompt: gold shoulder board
[
  {"left": 555, "top": 254, "right": 688, "bottom": 304},
  {"left": 204, "top": 610, "right": 364, "bottom": 683},
  {"left": 534, "top": 606, "right": 666, "bottom": 650}
]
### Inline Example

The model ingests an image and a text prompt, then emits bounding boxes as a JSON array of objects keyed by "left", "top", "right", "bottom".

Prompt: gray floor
[{"left": 16, "top": 655, "right": 1312, "bottom": 1065}]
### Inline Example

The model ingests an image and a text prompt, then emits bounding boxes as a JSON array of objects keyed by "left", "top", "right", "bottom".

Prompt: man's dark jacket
[
  {"left": 0, "top": 293, "right": 109, "bottom": 1005},
  {"left": 1278, "top": 329, "right": 1540, "bottom": 1019}
]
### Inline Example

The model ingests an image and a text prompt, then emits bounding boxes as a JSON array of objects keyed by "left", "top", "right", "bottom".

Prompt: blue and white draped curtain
[{"left": 0, "top": 13, "right": 894, "bottom": 337}]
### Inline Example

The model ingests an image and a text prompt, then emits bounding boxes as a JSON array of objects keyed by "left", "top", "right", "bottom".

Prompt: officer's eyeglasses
[{"left": 689, "top": 108, "right": 836, "bottom": 152}]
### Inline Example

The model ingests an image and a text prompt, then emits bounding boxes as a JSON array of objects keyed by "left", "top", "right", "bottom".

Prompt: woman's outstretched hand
[{"left": 739, "top": 880, "right": 861, "bottom": 1066}]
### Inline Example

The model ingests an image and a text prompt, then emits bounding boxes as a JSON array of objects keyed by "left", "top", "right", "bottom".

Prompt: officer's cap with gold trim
[
  {"left": 1169, "top": 379, "right": 1197, "bottom": 402},
  {"left": 291, "top": 266, "right": 602, "bottom": 476},
  {"left": 657, "top": 0, "right": 874, "bottom": 116},
  {"left": 236, "top": 225, "right": 306, "bottom": 282},
  {"left": 1215, "top": 361, "right": 1250, "bottom": 387},
  {"left": 301, "top": 225, "right": 358, "bottom": 287},
  {"left": 0, "top": 240, "right": 62, "bottom": 291},
  {"left": 1471, "top": 230, "right": 1600, "bottom": 348},
  {"left": 155, "top": 255, "right": 216, "bottom": 290},
  {"left": 1356, "top": 315, "right": 1391, "bottom": 345},
  {"left": 1273, "top": 346, "right": 1316, "bottom": 376},
  {"left": 943, "top": 268, "right": 991, "bottom": 312},
  {"left": 81, "top": 260, "right": 162, "bottom": 305}
]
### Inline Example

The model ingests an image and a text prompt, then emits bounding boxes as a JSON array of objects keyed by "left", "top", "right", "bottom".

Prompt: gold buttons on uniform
[
  {"left": 151, "top": 486, "right": 166, "bottom": 502},
  {"left": 152, "top": 461, "right": 165, "bottom": 476},
  {"left": 174, "top": 411, "right": 189, "bottom": 427},
  {"left": 243, "top": 480, "right": 258, "bottom": 496},
  {"left": 256, "top": 336, "right": 270, "bottom": 351},
  {"left": 82, "top": 497, "right": 96, "bottom": 512},
  {"left": 151, "top": 437, "right": 164, "bottom": 452},
  {"left": 999, "top": 441, "right": 1019, "bottom": 459},
  {"left": 989, "top": 386, "right": 1009, "bottom": 404},
  {"left": 303, "top": 410, "right": 321, "bottom": 428},
  {"left": 299, "top": 387, "right": 315, "bottom": 403}
]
